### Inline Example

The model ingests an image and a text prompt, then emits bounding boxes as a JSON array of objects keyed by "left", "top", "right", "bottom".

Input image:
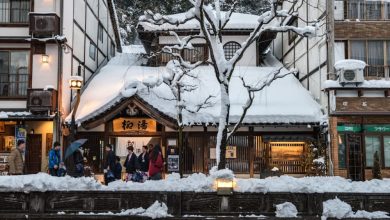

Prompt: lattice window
[{"left": 223, "top": 41, "right": 241, "bottom": 60}]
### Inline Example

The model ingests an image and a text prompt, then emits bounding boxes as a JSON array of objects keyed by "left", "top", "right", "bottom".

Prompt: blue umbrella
[{"left": 64, "top": 139, "right": 88, "bottom": 160}]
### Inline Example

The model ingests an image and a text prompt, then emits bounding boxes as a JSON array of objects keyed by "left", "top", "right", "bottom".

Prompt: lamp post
[{"left": 68, "top": 65, "right": 83, "bottom": 143}]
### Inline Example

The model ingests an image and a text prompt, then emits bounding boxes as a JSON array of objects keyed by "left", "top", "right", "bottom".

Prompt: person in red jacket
[{"left": 148, "top": 145, "right": 163, "bottom": 180}]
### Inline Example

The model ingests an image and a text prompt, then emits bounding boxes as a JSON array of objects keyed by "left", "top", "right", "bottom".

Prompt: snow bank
[
  {"left": 0, "top": 111, "right": 31, "bottom": 119},
  {"left": 275, "top": 202, "right": 298, "bottom": 218},
  {"left": 2, "top": 172, "right": 390, "bottom": 193},
  {"left": 0, "top": 173, "right": 104, "bottom": 192},
  {"left": 78, "top": 201, "right": 171, "bottom": 219},
  {"left": 321, "top": 197, "right": 390, "bottom": 219}
]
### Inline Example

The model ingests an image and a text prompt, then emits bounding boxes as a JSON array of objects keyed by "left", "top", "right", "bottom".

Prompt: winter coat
[
  {"left": 8, "top": 148, "right": 24, "bottom": 174},
  {"left": 148, "top": 152, "right": 163, "bottom": 177},
  {"left": 137, "top": 152, "right": 149, "bottom": 172},
  {"left": 48, "top": 149, "right": 60, "bottom": 169},
  {"left": 73, "top": 150, "right": 84, "bottom": 177},
  {"left": 114, "top": 162, "right": 122, "bottom": 179},
  {"left": 124, "top": 153, "right": 137, "bottom": 173},
  {"left": 104, "top": 150, "right": 116, "bottom": 171}
]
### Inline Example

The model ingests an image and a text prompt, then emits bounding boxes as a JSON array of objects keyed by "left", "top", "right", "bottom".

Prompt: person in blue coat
[{"left": 48, "top": 142, "right": 61, "bottom": 176}]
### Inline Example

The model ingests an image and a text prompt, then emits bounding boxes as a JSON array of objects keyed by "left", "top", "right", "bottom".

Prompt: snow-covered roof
[
  {"left": 323, "top": 80, "right": 390, "bottom": 89},
  {"left": 0, "top": 111, "right": 31, "bottom": 119},
  {"left": 122, "top": 45, "right": 146, "bottom": 54},
  {"left": 68, "top": 53, "right": 324, "bottom": 127},
  {"left": 138, "top": 12, "right": 261, "bottom": 31}
]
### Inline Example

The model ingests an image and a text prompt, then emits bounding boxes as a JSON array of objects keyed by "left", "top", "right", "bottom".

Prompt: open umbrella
[{"left": 64, "top": 139, "right": 88, "bottom": 160}]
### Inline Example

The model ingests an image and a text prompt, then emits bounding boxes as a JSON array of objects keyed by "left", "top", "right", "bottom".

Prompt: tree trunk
[
  {"left": 218, "top": 126, "right": 228, "bottom": 170},
  {"left": 178, "top": 125, "right": 184, "bottom": 177}
]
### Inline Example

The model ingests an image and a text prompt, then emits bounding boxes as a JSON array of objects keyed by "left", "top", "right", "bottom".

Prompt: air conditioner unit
[
  {"left": 334, "top": 59, "right": 366, "bottom": 86},
  {"left": 338, "top": 69, "right": 364, "bottom": 86},
  {"left": 27, "top": 90, "right": 56, "bottom": 114},
  {"left": 29, "top": 13, "right": 60, "bottom": 37}
]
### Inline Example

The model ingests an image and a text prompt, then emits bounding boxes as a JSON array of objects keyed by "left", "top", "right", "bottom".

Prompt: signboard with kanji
[{"left": 113, "top": 118, "right": 157, "bottom": 133}]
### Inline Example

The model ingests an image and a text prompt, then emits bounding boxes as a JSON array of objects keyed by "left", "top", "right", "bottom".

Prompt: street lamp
[
  {"left": 216, "top": 178, "right": 234, "bottom": 196},
  {"left": 68, "top": 65, "right": 83, "bottom": 142}
]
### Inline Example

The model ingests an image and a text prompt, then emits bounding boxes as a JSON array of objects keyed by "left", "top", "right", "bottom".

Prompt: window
[
  {"left": 0, "top": 50, "right": 29, "bottom": 97},
  {"left": 384, "top": 136, "right": 390, "bottom": 167},
  {"left": 223, "top": 42, "right": 241, "bottom": 60},
  {"left": 159, "top": 45, "right": 208, "bottom": 65},
  {"left": 347, "top": 0, "right": 385, "bottom": 20},
  {"left": 89, "top": 43, "right": 96, "bottom": 61},
  {"left": 338, "top": 134, "right": 347, "bottom": 169},
  {"left": 98, "top": 24, "right": 104, "bottom": 43},
  {"left": 365, "top": 136, "right": 381, "bottom": 167},
  {"left": 0, "top": 0, "right": 30, "bottom": 23},
  {"left": 349, "top": 40, "right": 387, "bottom": 78}
]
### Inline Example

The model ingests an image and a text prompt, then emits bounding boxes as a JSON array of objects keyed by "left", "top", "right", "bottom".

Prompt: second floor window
[
  {"left": 159, "top": 45, "right": 208, "bottom": 66},
  {"left": 0, "top": 0, "right": 30, "bottom": 23},
  {"left": 0, "top": 50, "right": 29, "bottom": 97},
  {"left": 349, "top": 40, "right": 390, "bottom": 78},
  {"left": 89, "top": 43, "right": 96, "bottom": 61},
  {"left": 223, "top": 41, "right": 241, "bottom": 60},
  {"left": 98, "top": 24, "right": 104, "bottom": 43},
  {"left": 346, "top": 0, "right": 389, "bottom": 20}
]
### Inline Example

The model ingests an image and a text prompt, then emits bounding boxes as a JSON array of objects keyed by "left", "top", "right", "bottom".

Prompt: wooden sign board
[
  {"left": 209, "top": 146, "right": 237, "bottom": 159},
  {"left": 113, "top": 118, "right": 156, "bottom": 133}
]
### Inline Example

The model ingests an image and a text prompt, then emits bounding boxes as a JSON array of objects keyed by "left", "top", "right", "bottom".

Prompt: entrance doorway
[
  {"left": 269, "top": 142, "right": 306, "bottom": 174},
  {"left": 26, "top": 134, "right": 42, "bottom": 174},
  {"left": 347, "top": 134, "right": 364, "bottom": 181},
  {"left": 111, "top": 136, "right": 161, "bottom": 157}
]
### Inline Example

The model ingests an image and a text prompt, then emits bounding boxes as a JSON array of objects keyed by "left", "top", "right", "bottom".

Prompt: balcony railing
[
  {"left": 0, "top": 74, "right": 28, "bottom": 97},
  {"left": 365, "top": 65, "right": 390, "bottom": 79},
  {"left": 335, "top": 0, "right": 390, "bottom": 20}
]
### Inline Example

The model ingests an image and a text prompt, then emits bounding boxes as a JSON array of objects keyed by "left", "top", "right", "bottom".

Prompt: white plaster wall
[
  {"left": 0, "top": 43, "right": 30, "bottom": 48},
  {"left": 336, "top": 90, "right": 358, "bottom": 97},
  {"left": 99, "top": 1, "right": 108, "bottom": 29},
  {"left": 87, "top": 0, "right": 99, "bottom": 15},
  {"left": 74, "top": 0, "right": 86, "bottom": 29},
  {"left": 73, "top": 25, "right": 85, "bottom": 62},
  {"left": 0, "top": 27, "right": 29, "bottom": 37},
  {"left": 78, "top": 124, "right": 105, "bottom": 132},
  {"left": 363, "top": 91, "right": 385, "bottom": 97},
  {"left": 32, "top": 44, "right": 59, "bottom": 89},
  {"left": 84, "top": 38, "right": 97, "bottom": 71},
  {"left": 98, "top": 31, "right": 108, "bottom": 56},
  {"left": 34, "top": 0, "right": 59, "bottom": 14},
  {"left": 86, "top": 7, "right": 99, "bottom": 43},
  {"left": 0, "top": 101, "right": 26, "bottom": 109}
]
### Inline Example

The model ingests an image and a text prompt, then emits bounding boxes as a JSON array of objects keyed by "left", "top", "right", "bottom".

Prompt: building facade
[
  {"left": 275, "top": 0, "right": 390, "bottom": 180},
  {"left": 72, "top": 12, "right": 325, "bottom": 177},
  {"left": 0, "top": 0, "right": 121, "bottom": 174}
]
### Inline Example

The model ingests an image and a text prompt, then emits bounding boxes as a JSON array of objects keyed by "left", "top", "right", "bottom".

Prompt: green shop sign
[
  {"left": 363, "top": 125, "right": 390, "bottom": 132},
  {"left": 337, "top": 125, "right": 362, "bottom": 132}
]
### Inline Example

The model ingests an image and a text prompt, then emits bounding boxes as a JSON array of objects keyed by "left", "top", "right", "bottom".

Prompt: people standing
[
  {"left": 73, "top": 147, "right": 84, "bottom": 177},
  {"left": 114, "top": 156, "right": 122, "bottom": 180},
  {"left": 138, "top": 145, "right": 149, "bottom": 173},
  {"left": 57, "top": 162, "right": 67, "bottom": 177},
  {"left": 103, "top": 144, "right": 116, "bottom": 185},
  {"left": 148, "top": 145, "right": 163, "bottom": 180},
  {"left": 124, "top": 145, "right": 137, "bottom": 181},
  {"left": 8, "top": 140, "right": 26, "bottom": 175},
  {"left": 48, "top": 141, "right": 61, "bottom": 176}
]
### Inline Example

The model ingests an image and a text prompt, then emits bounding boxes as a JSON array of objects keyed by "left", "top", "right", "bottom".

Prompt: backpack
[{"left": 131, "top": 171, "right": 143, "bottom": 182}]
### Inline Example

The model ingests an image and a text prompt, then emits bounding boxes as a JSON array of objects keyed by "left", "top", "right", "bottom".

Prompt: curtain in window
[
  {"left": 0, "top": 0, "right": 10, "bottom": 22},
  {"left": 384, "top": 136, "right": 390, "bottom": 167},
  {"left": 365, "top": 136, "right": 381, "bottom": 167},
  {"left": 338, "top": 134, "right": 347, "bottom": 169},
  {"left": 350, "top": 41, "right": 366, "bottom": 62},
  {"left": 366, "top": 1, "right": 382, "bottom": 20},
  {"left": 10, "top": 0, "right": 29, "bottom": 23},
  {"left": 385, "top": 2, "right": 390, "bottom": 19},
  {"left": 367, "top": 41, "right": 384, "bottom": 77},
  {"left": 9, "top": 51, "right": 28, "bottom": 96},
  {"left": 348, "top": 0, "right": 364, "bottom": 19},
  {"left": 0, "top": 51, "right": 9, "bottom": 96}
]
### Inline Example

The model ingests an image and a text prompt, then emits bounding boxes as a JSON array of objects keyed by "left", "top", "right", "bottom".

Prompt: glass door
[{"left": 347, "top": 134, "right": 364, "bottom": 181}]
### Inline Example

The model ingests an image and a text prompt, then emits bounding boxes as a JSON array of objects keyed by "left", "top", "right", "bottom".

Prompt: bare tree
[{"left": 141, "top": 0, "right": 319, "bottom": 170}]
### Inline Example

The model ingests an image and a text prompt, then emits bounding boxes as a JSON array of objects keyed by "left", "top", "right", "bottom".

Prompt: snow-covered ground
[
  {"left": 322, "top": 197, "right": 389, "bottom": 219},
  {"left": 2, "top": 171, "right": 390, "bottom": 193}
]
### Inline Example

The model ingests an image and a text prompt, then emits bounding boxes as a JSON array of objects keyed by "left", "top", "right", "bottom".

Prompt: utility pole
[{"left": 326, "top": 0, "right": 335, "bottom": 80}]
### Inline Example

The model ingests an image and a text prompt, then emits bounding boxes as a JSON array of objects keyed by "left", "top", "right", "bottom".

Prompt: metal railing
[
  {"left": 0, "top": 0, "right": 30, "bottom": 23},
  {"left": 0, "top": 74, "right": 29, "bottom": 97},
  {"left": 335, "top": 0, "right": 390, "bottom": 20},
  {"left": 365, "top": 65, "right": 390, "bottom": 79}
]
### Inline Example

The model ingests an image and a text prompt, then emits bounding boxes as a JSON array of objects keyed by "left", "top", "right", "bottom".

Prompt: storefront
[
  {"left": 332, "top": 118, "right": 390, "bottom": 180},
  {"left": 0, "top": 117, "right": 54, "bottom": 175}
]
